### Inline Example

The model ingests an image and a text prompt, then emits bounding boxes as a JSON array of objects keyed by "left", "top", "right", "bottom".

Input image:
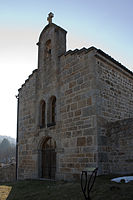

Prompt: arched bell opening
[{"left": 45, "top": 39, "right": 52, "bottom": 58}]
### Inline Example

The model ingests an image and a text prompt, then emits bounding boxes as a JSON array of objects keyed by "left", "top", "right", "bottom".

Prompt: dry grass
[
  {"left": 0, "top": 175, "right": 133, "bottom": 200},
  {"left": 0, "top": 185, "right": 12, "bottom": 200}
]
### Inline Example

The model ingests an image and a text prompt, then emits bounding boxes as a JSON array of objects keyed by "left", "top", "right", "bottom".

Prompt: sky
[{"left": 0, "top": 0, "right": 133, "bottom": 138}]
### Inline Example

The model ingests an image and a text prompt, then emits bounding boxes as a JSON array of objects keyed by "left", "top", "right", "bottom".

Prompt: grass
[{"left": 0, "top": 175, "right": 133, "bottom": 200}]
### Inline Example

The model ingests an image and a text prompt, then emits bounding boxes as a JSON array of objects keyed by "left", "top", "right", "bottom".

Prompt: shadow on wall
[{"left": 107, "top": 118, "right": 133, "bottom": 174}]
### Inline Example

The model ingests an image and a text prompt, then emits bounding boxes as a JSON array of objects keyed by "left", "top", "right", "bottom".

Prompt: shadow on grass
[
  {"left": 0, "top": 175, "right": 133, "bottom": 200},
  {"left": 0, "top": 180, "right": 83, "bottom": 200}
]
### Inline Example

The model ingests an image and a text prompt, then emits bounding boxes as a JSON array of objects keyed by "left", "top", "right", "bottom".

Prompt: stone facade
[
  {"left": 107, "top": 118, "right": 133, "bottom": 174},
  {"left": 97, "top": 118, "right": 133, "bottom": 174},
  {"left": 17, "top": 18, "right": 133, "bottom": 180}
]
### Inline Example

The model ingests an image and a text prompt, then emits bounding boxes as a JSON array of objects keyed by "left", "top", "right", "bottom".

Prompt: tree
[{"left": 0, "top": 138, "right": 16, "bottom": 163}]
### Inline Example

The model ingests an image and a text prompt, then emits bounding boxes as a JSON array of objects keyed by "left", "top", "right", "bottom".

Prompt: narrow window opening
[
  {"left": 47, "top": 96, "right": 56, "bottom": 127},
  {"left": 40, "top": 100, "right": 45, "bottom": 128},
  {"left": 45, "top": 40, "right": 51, "bottom": 58},
  {"left": 52, "top": 97, "right": 56, "bottom": 123}
]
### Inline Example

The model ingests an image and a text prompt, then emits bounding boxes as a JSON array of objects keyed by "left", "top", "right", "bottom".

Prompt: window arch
[
  {"left": 47, "top": 96, "right": 56, "bottom": 127},
  {"left": 45, "top": 39, "right": 51, "bottom": 58},
  {"left": 39, "top": 100, "right": 46, "bottom": 128}
]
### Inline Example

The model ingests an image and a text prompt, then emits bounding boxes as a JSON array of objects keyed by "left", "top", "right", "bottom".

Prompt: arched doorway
[{"left": 41, "top": 137, "right": 56, "bottom": 179}]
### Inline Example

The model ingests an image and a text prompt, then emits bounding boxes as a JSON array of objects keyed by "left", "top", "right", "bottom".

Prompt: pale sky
[{"left": 0, "top": 0, "right": 133, "bottom": 138}]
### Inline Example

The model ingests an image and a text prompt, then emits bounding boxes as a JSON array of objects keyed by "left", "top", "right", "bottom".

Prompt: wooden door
[{"left": 42, "top": 138, "right": 56, "bottom": 179}]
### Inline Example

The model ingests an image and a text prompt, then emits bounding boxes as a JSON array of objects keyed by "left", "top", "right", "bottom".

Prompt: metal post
[{"left": 81, "top": 168, "right": 98, "bottom": 200}]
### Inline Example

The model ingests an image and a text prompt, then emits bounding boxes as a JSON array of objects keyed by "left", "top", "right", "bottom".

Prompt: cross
[{"left": 47, "top": 12, "right": 54, "bottom": 24}]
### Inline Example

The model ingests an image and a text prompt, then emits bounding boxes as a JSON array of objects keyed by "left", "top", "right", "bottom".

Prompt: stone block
[
  {"left": 68, "top": 112, "right": 73, "bottom": 118},
  {"left": 66, "top": 131, "right": 71, "bottom": 138},
  {"left": 77, "top": 77, "right": 83, "bottom": 84},
  {"left": 87, "top": 97, "right": 92, "bottom": 105},
  {"left": 60, "top": 167, "right": 72, "bottom": 173},
  {"left": 74, "top": 109, "right": 81, "bottom": 116},
  {"left": 86, "top": 153, "right": 94, "bottom": 158},
  {"left": 71, "top": 103, "right": 77, "bottom": 110},
  {"left": 87, "top": 136, "right": 93, "bottom": 145},
  {"left": 98, "top": 136, "right": 107, "bottom": 145},
  {"left": 82, "top": 107, "right": 95, "bottom": 117},
  {"left": 74, "top": 85, "right": 80, "bottom": 92},
  {"left": 65, "top": 89, "right": 72, "bottom": 95},
  {"left": 72, "top": 173, "right": 80, "bottom": 180},
  {"left": 77, "top": 157, "right": 88, "bottom": 163},
  {"left": 67, "top": 163, "right": 74, "bottom": 168},
  {"left": 83, "top": 128, "right": 96, "bottom": 136},
  {"left": 72, "top": 130, "right": 82, "bottom": 137},
  {"left": 78, "top": 99, "right": 87, "bottom": 108},
  {"left": 99, "top": 153, "right": 108, "bottom": 162},
  {"left": 77, "top": 137, "right": 86, "bottom": 146},
  {"left": 69, "top": 81, "right": 76, "bottom": 88}
]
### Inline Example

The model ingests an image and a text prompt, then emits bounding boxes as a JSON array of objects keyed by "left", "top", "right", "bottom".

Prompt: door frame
[{"left": 38, "top": 136, "right": 56, "bottom": 179}]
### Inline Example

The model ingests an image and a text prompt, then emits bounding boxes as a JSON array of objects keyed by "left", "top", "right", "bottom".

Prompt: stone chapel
[{"left": 17, "top": 13, "right": 133, "bottom": 180}]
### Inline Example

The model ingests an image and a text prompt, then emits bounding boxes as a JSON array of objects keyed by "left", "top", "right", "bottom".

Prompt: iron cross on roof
[{"left": 47, "top": 12, "right": 54, "bottom": 24}]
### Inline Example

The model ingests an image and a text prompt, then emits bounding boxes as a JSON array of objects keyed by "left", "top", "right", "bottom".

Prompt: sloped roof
[
  {"left": 62, "top": 46, "right": 133, "bottom": 76},
  {"left": 18, "top": 46, "right": 133, "bottom": 92},
  {"left": 97, "top": 49, "right": 133, "bottom": 76}
]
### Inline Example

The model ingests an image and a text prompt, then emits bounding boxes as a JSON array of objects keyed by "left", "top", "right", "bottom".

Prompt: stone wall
[
  {"left": 95, "top": 56, "right": 133, "bottom": 174},
  {"left": 0, "top": 163, "right": 16, "bottom": 182},
  {"left": 58, "top": 49, "right": 98, "bottom": 180},
  {"left": 18, "top": 48, "right": 99, "bottom": 181},
  {"left": 17, "top": 21, "right": 133, "bottom": 180},
  {"left": 97, "top": 118, "right": 133, "bottom": 175},
  {"left": 96, "top": 56, "right": 133, "bottom": 121},
  {"left": 107, "top": 118, "right": 133, "bottom": 174},
  {"left": 18, "top": 69, "right": 38, "bottom": 179}
]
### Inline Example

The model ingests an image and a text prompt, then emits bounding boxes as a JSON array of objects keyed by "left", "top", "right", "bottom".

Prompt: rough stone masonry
[{"left": 17, "top": 13, "right": 133, "bottom": 181}]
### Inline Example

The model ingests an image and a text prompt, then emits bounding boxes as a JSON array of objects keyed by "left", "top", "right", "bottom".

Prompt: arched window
[
  {"left": 40, "top": 100, "right": 46, "bottom": 128},
  {"left": 51, "top": 96, "right": 56, "bottom": 124},
  {"left": 47, "top": 96, "right": 56, "bottom": 127},
  {"left": 45, "top": 39, "right": 51, "bottom": 58}
]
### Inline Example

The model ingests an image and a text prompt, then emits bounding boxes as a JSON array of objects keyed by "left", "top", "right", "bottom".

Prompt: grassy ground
[{"left": 0, "top": 175, "right": 133, "bottom": 200}]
